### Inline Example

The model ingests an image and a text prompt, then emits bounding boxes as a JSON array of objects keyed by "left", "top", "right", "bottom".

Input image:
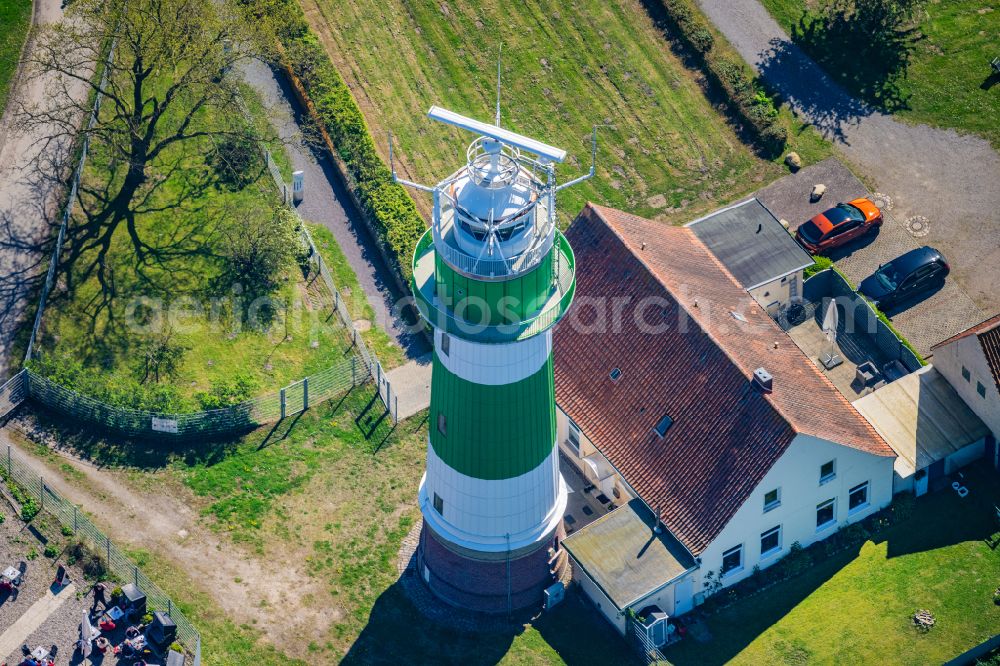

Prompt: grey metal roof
[
  {"left": 688, "top": 198, "right": 812, "bottom": 289},
  {"left": 853, "top": 366, "right": 989, "bottom": 473},
  {"left": 563, "top": 499, "right": 695, "bottom": 610}
]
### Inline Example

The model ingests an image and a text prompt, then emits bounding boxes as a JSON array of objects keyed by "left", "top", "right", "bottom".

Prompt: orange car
[{"left": 795, "top": 197, "right": 883, "bottom": 254}]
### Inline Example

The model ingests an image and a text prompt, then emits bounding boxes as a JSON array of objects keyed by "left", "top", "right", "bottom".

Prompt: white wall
[
  {"left": 748, "top": 270, "right": 802, "bottom": 313},
  {"left": 572, "top": 560, "right": 626, "bottom": 634},
  {"left": 694, "top": 434, "right": 894, "bottom": 597},
  {"left": 556, "top": 407, "right": 634, "bottom": 502},
  {"left": 933, "top": 336, "right": 1000, "bottom": 440}
]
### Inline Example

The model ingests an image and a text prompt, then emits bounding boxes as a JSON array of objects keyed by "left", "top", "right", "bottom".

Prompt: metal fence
[
  {"left": 243, "top": 92, "right": 398, "bottom": 425},
  {"left": 0, "top": 440, "right": 201, "bottom": 657}
]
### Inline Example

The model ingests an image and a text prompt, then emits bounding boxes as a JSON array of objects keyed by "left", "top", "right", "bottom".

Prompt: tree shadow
[{"left": 777, "top": 9, "right": 919, "bottom": 117}]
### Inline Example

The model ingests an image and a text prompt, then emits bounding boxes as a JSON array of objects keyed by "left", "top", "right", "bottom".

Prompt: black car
[{"left": 859, "top": 246, "right": 949, "bottom": 309}]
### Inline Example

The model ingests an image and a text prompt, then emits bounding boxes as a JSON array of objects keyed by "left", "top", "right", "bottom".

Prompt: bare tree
[{"left": 15, "top": 0, "right": 276, "bottom": 297}]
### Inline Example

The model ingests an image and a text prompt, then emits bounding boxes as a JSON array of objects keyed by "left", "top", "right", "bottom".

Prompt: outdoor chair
[
  {"left": 855, "top": 361, "right": 880, "bottom": 387},
  {"left": 992, "top": 57, "right": 1000, "bottom": 75}
]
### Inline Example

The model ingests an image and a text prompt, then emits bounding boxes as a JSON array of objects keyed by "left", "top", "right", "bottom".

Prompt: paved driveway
[
  {"left": 696, "top": 0, "right": 1000, "bottom": 317},
  {"left": 757, "top": 159, "right": 984, "bottom": 358}
]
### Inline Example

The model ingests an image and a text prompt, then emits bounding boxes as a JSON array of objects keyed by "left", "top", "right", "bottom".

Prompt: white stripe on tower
[
  {"left": 433, "top": 328, "right": 551, "bottom": 385},
  {"left": 420, "top": 444, "right": 566, "bottom": 552}
]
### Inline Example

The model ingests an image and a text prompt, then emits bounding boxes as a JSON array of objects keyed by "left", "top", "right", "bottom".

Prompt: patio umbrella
[
  {"left": 80, "top": 610, "right": 97, "bottom": 657},
  {"left": 822, "top": 299, "right": 838, "bottom": 346}
]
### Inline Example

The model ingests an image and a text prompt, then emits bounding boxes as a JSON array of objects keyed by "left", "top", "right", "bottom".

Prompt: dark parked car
[
  {"left": 859, "top": 246, "right": 949, "bottom": 309},
  {"left": 795, "top": 198, "right": 883, "bottom": 254}
]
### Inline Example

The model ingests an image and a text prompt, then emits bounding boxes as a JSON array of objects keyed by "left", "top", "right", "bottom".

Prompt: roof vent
[
  {"left": 610, "top": 367, "right": 623, "bottom": 382},
  {"left": 753, "top": 367, "right": 773, "bottom": 393}
]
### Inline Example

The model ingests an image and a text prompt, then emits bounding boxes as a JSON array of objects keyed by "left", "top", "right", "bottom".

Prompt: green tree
[{"left": 17, "top": 0, "right": 276, "bottom": 296}]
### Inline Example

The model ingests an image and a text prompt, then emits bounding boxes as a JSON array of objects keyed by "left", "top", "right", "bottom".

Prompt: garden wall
[{"left": 803, "top": 269, "right": 923, "bottom": 371}]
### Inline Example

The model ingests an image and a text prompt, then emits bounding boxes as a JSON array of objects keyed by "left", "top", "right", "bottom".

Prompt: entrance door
[{"left": 673, "top": 576, "right": 694, "bottom": 616}]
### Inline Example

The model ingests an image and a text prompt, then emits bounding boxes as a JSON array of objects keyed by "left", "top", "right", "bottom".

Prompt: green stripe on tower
[
  {"left": 434, "top": 250, "right": 554, "bottom": 325},
  {"left": 430, "top": 350, "right": 556, "bottom": 480}
]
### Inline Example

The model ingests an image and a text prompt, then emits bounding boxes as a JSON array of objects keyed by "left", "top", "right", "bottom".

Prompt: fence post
[
  {"left": 351, "top": 356, "right": 356, "bottom": 385},
  {"left": 280, "top": 388, "right": 286, "bottom": 420},
  {"left": 74, "top": 506, "right": 78, "bottom": 534},
  {"left": 134, "top": 566, "right": 138, "bottom": 587},
  {"left": 39, "top": 477, "right": 43, "bottom": 511},
  {"left": 106, "top": 536, "right": 111, "bottom": 564},
  {"left": 168, "top": 599, "right": 172, "bottom": 617},
  {"left": 6, "top": 445, "right": 10, "bottom": 477},
  {"left": 303, "top": 378, "right": 309, "bottom": 410},
  {"left": 394, "top": 394, "right": 399, "bottom": 424}
]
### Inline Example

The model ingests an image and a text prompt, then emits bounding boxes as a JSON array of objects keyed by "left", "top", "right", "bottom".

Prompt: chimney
[{"left": 753, "top": 367, "right": 773, "bottom": 393}]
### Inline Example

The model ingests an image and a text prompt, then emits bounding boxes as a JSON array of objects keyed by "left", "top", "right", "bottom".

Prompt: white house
[
  {"left": 929, "top": 314, "right": 1000, "bottom": 468},
  {"left": 555, "top": 205, "right": 895, "bottom": 639}
]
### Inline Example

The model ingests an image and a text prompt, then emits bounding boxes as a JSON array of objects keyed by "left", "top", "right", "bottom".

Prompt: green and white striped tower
[{"left": 398, "top": 105, "right": 593, "bottom": 613}]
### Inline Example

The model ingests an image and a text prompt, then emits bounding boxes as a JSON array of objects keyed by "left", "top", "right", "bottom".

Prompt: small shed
[
  {"left": 563, "top": 499, "right": 695, "bottom": 637},
  {"left": 853, "top": 366, "right": 990, "bottom": 496},
  {"left": 687, "top": 198, "right": 812, "bottom": 313}
]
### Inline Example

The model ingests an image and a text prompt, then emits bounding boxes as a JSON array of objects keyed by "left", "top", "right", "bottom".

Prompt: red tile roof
[
  {"left": 932, "top": 313, "right": 1000, "bottom": 393},
  {"left": 554, "top": 204, "right": 893, "bottom": 556}
]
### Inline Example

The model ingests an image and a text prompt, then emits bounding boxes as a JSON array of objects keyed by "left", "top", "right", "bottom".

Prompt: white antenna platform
[{"left": 427, "top": 106, "right": 567, "bottom": 164}]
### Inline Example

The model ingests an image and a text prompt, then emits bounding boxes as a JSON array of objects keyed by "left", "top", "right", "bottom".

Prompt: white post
[{"left": 292, "top": 170, "right": 305, "bottom": 204}]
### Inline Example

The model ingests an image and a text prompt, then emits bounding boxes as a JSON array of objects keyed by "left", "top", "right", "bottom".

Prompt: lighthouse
[{"left": 396, "top": 104, "right": 594, "bottom": 613}]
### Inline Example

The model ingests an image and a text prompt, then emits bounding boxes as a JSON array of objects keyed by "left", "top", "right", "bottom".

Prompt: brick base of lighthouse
[{"left": 416, "top": 520, "right": 568, "bottom": 613}]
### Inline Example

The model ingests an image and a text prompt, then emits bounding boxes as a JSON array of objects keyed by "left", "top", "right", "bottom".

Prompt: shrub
[
  {"left": 43, "top": 545, "right": 59, "bottom": 559},
  {"left": 61, "top": 525, "right": 73, "bottom": 537},
  {"left": 196, "top": 371, "right": 260, "bottom": 409},
  {"left": 656, "top": 0, "right": 786, "bottom": 153},
  {"left": 804, "top": 255, "right": 834, "bottom": 278},
  {"left": 206, "top": 134, "right": 264, "bottom": 191},
  {"left": 238, "top": 0, "right": 427, "bottom": 283}
]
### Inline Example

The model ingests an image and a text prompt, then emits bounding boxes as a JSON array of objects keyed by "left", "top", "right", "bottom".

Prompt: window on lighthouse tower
[{"left": 437, "top": 412, "right": 447, "bottom": 436}]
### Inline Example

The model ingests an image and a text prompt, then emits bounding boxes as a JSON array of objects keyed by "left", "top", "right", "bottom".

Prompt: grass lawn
[
  {"left": 663, "top": 463, "right": 1000, "bottom": 665},
  {"left": 760, "top": 0, "right": 1000, "bottom": 148},
  {"left": 26, "top": 385, "right": 635, "bottom": 664},
  {"left": 299, "top": 0, "right": 830, "bottom": 225},
  {"left": 0, "top": 0, "right": 31, "bottom": 117},
  {"left": 32, "top": 72, "right": 361, "bottom": 411},
  {"left": 307, "top": 223, "right": 407, "bottom": 370}
]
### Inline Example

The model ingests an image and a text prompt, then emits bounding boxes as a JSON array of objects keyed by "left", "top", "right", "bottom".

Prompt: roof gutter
[{"left": 744, "top": 262, "right": 814, "bottom": 291}]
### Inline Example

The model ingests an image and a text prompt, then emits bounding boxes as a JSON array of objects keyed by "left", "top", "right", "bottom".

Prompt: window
[
  {"left": 437, "top": 412, "right": 447, "bottom": 436},
  {"left": 977, "top": 381, "right": 987, "bottom": 398},
  {"left": 721, "top": 545, "right": 743, "bottom": 576},
  {"left": 760, "top": 526, "right": 781, "bottom": 557},
  {"left": 961, "top": 366, "right": 971, "bottom": 382},
  {"left": 653, "top": 414, "right": 673, "bottom": 438},
  {"left": 610, "top": 367, "right": 622, "bottom": 382},
  {"left": 441, "top": 333, "right": 450, "bottom": 357},
  {"left": 849, "top": 481, "right": 869, "bottom": 512},
  {"left": 816, "top": 499, "right": 836, "bottom": 531},
  {"left": 567, "top": 419, "right": 582, "bottom": 455},
  {"left": 433, "top": 493, "right": 444, "bottom": 515},
  {"left": 763, "top": 488, "right": 781, "bottom": 512},
  {"left": 820, "top": 459, "right": 836, "bottom": 484}
]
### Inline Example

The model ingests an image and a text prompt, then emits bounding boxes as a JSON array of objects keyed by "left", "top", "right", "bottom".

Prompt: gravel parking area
[{"left": 757, "top": 159, "right": 985, "bottom": 358}]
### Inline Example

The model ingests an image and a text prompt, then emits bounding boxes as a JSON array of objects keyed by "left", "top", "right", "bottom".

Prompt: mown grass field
[
  {"left": 663, "top": 463, "right": 1000, "bottom": 665},
  {"left": 299, "top": 0, "right": 829, "bottom": 225},
  {"left": 0, "top": 0, "right": 31, "bottom": 117},
  {"left": 760, "top": 0, "right": 1000, "bottom": 148}
]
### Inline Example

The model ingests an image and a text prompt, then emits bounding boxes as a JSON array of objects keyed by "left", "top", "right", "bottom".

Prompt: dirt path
[
  {"left": 0, "top": 0, "right": 91, "bottom": 379},
  {"left": 0, "top": 427, "right": 335, "bottom": 651},
  {"left": 696, "top": 0, "right": 1000, "bottom": 318}
]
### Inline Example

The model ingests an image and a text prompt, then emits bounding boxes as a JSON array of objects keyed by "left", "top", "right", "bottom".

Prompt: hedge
[
  {"left": 239, "top": 0, "right": 425, "bottom": 282},
  {"left": 657, "top": 0, "right": 787, "bottom": 153}
]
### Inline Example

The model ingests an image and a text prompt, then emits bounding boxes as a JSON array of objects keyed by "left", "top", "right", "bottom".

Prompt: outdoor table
[
  {"left": 31, "top": 646, "right": 49, "bottom": 660},
  {"left": 105, "top": 605, "right": 125, "bottom": 621},
  {"left": 2, "top": 566, "right": 20, "bottom": 583}
]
